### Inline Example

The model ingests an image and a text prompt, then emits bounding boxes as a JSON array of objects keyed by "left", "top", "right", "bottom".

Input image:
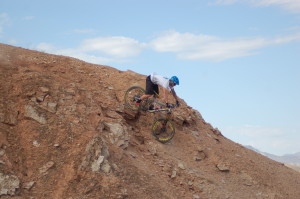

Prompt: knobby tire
[
  {"left": 124, "top": 86, "right": 146, "bottom": 111},
  {"left": 152, "top": 118, "right": 175, "bottom": 143}
]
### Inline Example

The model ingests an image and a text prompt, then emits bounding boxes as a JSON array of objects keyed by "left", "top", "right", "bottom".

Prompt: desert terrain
[{"left": 1, "top": 43, "right": 300, "bottom": 199}]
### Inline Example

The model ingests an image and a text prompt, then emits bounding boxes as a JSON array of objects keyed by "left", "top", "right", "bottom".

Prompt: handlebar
[
  {"left": 166, "top": 101, "right": 181, "bottom": 108},
  {"left": 165, "top": 103, "right": 177, "bottom": 109}
]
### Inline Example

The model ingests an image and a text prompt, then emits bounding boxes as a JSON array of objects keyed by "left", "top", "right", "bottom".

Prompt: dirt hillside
[{"left": 1, "top": 43, "right": 300, "bottom": 199}]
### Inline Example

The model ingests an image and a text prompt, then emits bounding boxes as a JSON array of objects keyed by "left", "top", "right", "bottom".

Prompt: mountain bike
[{"left": 124, "top": 86, "right": 178, "bottom": 143}]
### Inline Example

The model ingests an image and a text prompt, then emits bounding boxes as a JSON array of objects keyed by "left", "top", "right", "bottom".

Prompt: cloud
[
  {"left": 34, "top": 36, "right": 146, "bottom": 64},
  {"left": 150, "top": 31, "right": 218, "bottom": 52},
  {"left": 35, "top": 42, "right": 57, "bottom": 52},
  {"left": 57, "top": 50, "right": 114, "bottom": 64},
  {"left": 214, "top": 0, "right": 300, "bottom": 13},
  {"left": 80, "top": 36, "right": 145, "bottom": 58},
  {"left": 149, "top": 30, "right": 300, "bottom": 61},
  {"left": 256, "top": 0, "right": 300, "bottom": 13},
  {"left": 35, "top": 43, "right": 113, "bottom": 64},
  {"left": 34, "top": 30, "right": 300, "bottom": 64},
  {"left": 0, "top": 13, "right": 9, "bottom": 35},
  {"left": 7, "top": 39, "right": 18, "bottom": 45}
]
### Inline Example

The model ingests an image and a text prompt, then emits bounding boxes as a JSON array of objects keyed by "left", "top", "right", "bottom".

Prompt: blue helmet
[{"left": 170, "top": 76, "right": 179, "bottom": 85}]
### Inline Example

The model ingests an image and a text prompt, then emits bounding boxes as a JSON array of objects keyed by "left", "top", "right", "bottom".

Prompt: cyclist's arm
[
  {"left": 163, "top": 87, "right": 169, "bottom": 103},
  {"left": 171, "top": 89, "right": 180, "bottom": 107},
  {"left": 164, "top": 88, "right": 178, "bottom": 103},
  {"left": 171, "top": 88, "right": 178, "bottom": 101}
]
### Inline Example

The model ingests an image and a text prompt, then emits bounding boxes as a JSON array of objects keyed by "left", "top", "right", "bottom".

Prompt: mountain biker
[{"left": 136, "top": 72, "right": 180, "bottom": 108}]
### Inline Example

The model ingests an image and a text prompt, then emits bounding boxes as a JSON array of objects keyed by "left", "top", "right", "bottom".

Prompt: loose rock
[
  {"left": 25, "top": 105, "right": 47, "bottom": 124},
  {"left": 217, "top": 163, "right": 230, "bottom": 172},
  {"left": 0, "top": 173, "right": 20, "bottom": 196},
  {"left": 178, "top": 162, "right": 185, "bottom": 170},
  {"left": 23, "top": 181, "right": 35, "bottom": 190},
  {"left": 39, "top": 161, "right": 55, "bottom": 175}
]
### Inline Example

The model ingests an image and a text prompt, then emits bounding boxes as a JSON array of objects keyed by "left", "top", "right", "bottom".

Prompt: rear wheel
[
  {"left": 152, "top": 118, "right": 175, "bottom": 143},
  {"left": 124, "top": 86, "right": 146, "bottom": 111}
]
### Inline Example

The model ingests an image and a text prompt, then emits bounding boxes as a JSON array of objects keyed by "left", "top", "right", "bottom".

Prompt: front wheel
[
  {"left": 152, "top": 118, "right": 175, "bottom": 143},
  {"left": 124, "top": 86, "right": 145, "bottom": 111}
]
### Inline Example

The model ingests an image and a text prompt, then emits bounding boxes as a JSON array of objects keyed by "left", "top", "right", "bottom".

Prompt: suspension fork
[{"left": 161, "top": 111, "right": 171, "bottom": 130}]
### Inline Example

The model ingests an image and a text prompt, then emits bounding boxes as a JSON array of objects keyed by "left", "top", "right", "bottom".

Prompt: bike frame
[
  {"left": 147, "top": 108, "right": 173, "bottom": 113},
  {"left": 142, "top": 93, "right": 177, "bottom": 113}
]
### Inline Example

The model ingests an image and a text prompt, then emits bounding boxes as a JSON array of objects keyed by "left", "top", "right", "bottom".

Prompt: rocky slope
[{"left": 1, "top": 43, "right": 300, "bottom": 199}]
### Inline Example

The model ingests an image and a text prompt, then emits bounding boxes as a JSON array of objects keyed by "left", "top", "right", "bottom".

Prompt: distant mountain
[
  {"left": 244, "top": 145, "right": 260, "bottom": 153},
  {"left": 245, "top": 145, "right": 300, "bottom": 166}
]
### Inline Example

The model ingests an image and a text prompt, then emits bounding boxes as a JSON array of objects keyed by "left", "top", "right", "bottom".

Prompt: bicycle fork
[
  {"left": 161, "top": 112, "right": 171, "bottom": 132},
  {"left": 161, "top": 120, "right": 167, "bottom": 133}
]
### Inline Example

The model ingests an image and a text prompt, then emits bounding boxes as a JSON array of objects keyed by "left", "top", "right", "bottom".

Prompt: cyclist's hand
[
  {"left": 166, "top": 103, "right": 173, "bottom": 108},
  {"left": 176, "top": 100, "right": 180, "bottom": 107}
]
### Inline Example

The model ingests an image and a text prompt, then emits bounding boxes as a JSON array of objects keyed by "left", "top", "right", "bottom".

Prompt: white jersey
[{"left": 150, "top": 73, "right": 172, "bottom": 91}]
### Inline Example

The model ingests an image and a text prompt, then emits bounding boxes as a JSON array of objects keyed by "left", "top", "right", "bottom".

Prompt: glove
[
  {"left": 166, "top": 103, "right": 176, "bottom": 108},
  {"left": 176, "top": 100, "right": 180, "bottom": 107}
]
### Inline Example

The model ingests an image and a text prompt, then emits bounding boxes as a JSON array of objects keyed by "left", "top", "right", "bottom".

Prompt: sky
[{"left": 1, "top": 0, "right": 300, "bottom": 156}]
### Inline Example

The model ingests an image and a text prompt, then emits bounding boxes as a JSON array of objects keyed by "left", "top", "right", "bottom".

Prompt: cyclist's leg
[
  {"left": 138, "top": 76, "right": 155, "bottom": 102},
  {"left": 136, "top": 94, "right": 152, "bottom": 106},
  {"left": 153, "top": 84, "right": 159, "bottom": 97}
]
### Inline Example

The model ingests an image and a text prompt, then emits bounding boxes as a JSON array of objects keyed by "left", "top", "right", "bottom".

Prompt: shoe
[
  {"left": 135, "top": 98, "right": 142, "bottom": 106},
  {"left": 149, "top": 104, "right": 154, "bottom": 110}
]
